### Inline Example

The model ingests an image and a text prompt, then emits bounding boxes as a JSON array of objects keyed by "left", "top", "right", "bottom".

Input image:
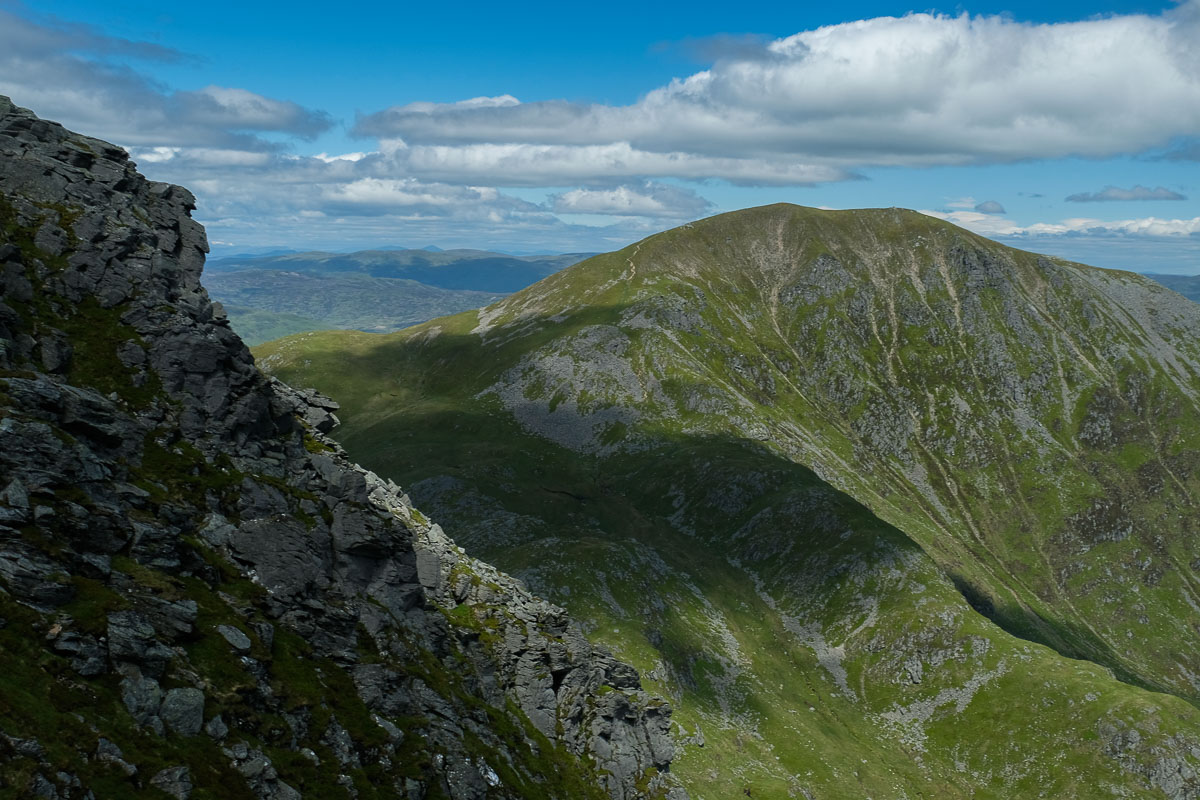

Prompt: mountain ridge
[{"left": 262, "top": 202, "right": 1200, "bottom": 799}]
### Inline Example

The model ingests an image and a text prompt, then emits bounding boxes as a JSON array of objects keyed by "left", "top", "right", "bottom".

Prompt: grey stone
[
  {"left": 150, "top": 766, "right": 193, "bottom": 800},
  {"left": 160, "top": 688, "right": 205, "bottom": 736},
  {"left": 50, "top": 630, "right": 107, "bottom": 676},
  {"left": 29, "top": 773, "right": 58, "bottom": 799},
  {"left": 120, "top": 675, "right": 163, "bottom": 728},
  {"left": 216, "top": 624, "right": 252, "bottom": 653},
  {"left": 107, "top": 611, "right": 173, "bottom": 676},
  {"left": 197, "top": 513, "right": 235, "bottom": 548},
  {"left": 204, "top": 714, "right": 229, "bottom": 741},
  {"left": 96, "top": 738, "right": 137, "bottom": 776}
]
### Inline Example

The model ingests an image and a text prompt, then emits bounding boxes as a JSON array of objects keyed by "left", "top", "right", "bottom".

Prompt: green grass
[{"left": 258, "top": 203, "right": 1200, "bottom": 798}]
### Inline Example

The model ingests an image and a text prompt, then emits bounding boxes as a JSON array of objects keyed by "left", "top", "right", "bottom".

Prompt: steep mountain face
[
  {"left": 0, "top": 97, "right": 679, "bottom": 800},
  {"left": 261, "top": 204, "right": 1200, "bottom": 798}
]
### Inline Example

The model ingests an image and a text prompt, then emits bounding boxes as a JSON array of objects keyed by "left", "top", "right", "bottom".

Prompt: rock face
[{"left": 0, "top": 96, "right": 678, "bottom": 799}]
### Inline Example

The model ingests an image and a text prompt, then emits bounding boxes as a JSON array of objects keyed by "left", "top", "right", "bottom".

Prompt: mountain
[
  {"left": 203, "top": 270, "right": 505, "bottom": 344},
  {"left": 260, "top": 203, "right": 1200, "bottom": 799},
  {"left": 0, "top": 98, "right": 680, "bottom": 799},
  {"left": 207, "top": 249, "right": 594, "bottom": 293},
  {"left": 1145, "top": 273, "right": 1200, "bottom": 304}
]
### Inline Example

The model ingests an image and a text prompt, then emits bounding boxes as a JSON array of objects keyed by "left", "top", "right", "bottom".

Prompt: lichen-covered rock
[{"left": 0, "top": 96, "right": 679, "bottom": 799}]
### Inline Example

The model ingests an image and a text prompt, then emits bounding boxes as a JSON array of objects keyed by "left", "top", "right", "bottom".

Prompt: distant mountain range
[
  {"left": 206, "top": 248, "right": 593, "bottom": 344},
  {"left": 207, "top": 248, "right": 593, "bottom": 292},
  {"left": 1144, "top": 273, "right": 1200, "bottom": 302}
]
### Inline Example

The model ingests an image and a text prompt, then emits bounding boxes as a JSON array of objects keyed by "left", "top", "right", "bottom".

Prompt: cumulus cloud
[
  {"left": 117, "top": 146, "right": 663, "bottom": 252},
  {"left": 922, "top": 208, "right": 1200, "bottom": 238},
  {"left": 1066, "top": 185, "right": 1187, "bottom": 202},
  {"left": 384, "top": 141, "right": 851, "bottom": 187},
  {"left": 0, "top": 8, "right": 332, "bottom": 150},
  {"left": 549, "top": 183, "right": 713, "bottom": 218},
  {"left": 974, "top": 200, "right": 1006, "bottom": 214},
  {"left": 356, "top": 2, "right": 1200, "bottom": 184},
  {"left": 322, "top": 178, "right": 544, "bottom": 218}
]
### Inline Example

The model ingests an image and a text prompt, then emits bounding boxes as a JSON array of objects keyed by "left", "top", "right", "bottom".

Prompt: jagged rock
[
  {"left": 96, "top": 739, "right": 136, "bottom": 776},
  {"left": 204, "top": 714, "right": 230, "bottom": 741},
  {"left": 0, "top": 95, "right": 679, "bottom": 799},
  {"left": 150, "top": 766, "right": 193, "bottom": 800},
  {"left": 107, "top": 612, "right": 173, "bottom": 676},
  {"left": 120, "top": 674, "right": 164, "bottom": 732},
  {"left": 49, "top": 629, "right": 107, "bottom": 676}
]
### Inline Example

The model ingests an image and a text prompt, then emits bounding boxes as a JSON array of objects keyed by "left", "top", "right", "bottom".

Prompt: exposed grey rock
[
  {"left": 160, "top": 687, "right": 205, "bottom": 736},
  {"left": 0, "top": 94, "right": 679, "bottom": 799},
  {"left": 120, "top": 674, "right": 163, "bottom": 732},
  {"left": 204, "top": 714, "right": 229, "bottom": 741},
  {"left": 216, "top": 624, "right": 252, "bottom": 653},
  {"left": 29, "top": 773, "right": 58, "bottom": 799},
  {"left": 49, "top": 629, "right": 107, "bottom": 676},
  {"left": 96, "top": 738, "right": 136, "bottom": 776},
  {"left": 107, "top": 611, "right": 172, "bottom": 676},
  {"left": 150, "top": 766, "right": 193, "bottom": 800}
]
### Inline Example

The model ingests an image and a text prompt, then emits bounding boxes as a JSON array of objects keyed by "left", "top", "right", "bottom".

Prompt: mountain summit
[{"left": 264, "top": 203, "right": 1200, "bottom": 798}]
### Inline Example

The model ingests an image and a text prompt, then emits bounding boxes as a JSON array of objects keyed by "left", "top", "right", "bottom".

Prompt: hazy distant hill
[
  {"left": 205, "top": 269, "right": 505, "bottom": 344},
  {"left": 1144, "top": 273, "right": 1200, "bottom": 302},
  {"left": 205, "top": 248, "right": 592, "bottom": 344},
  {"left": 207, "top": 248, "right": 593, "bottom": 292}
]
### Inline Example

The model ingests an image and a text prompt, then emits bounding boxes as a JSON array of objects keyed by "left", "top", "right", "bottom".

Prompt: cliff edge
[{"left": 0, "top": 96, "right": 679, "bottom": 800}]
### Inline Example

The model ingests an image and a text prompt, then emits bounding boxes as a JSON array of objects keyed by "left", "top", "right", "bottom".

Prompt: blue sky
[{"left": 2, "top": 0, "right": 1198, "bottom": 272}]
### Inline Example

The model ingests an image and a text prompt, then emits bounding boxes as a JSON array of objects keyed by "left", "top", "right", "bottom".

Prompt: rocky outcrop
[{"left": 0, "top": 96, "right": 679, "bottom": 799}]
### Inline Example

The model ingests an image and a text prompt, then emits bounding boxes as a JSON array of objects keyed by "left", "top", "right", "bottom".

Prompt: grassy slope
[
  {"left": 221, "top": 304, "right": 326, "bottom": 346},
  {"left": 256, "top": 205, "right": 1200, "bottom": 798}
]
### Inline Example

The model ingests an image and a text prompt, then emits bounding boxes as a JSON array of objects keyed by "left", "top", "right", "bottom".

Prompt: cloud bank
[
  {"left": 356, "top": 2, "right": 1200, "bottom": 186},
  {"left": 1066, "top": 185, "right": 1187, "bottom": 202},
  {"left": 922, "top": 209, "right": 1200, "bottom": 239}
]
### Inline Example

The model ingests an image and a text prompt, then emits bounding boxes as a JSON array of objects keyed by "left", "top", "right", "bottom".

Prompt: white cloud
[
  {"left": 1066, "top": 185, "right": 1187, "bottom": 202},
  {"left": 384, "top": 141, "right": 852, "bottom": 186},
  {"left": 313, "top": 151, "right": 369, "bottom": 163},
  {"left": 550, "top": 183, "right": 713, "bottom": 218},
  {"left": 9, "top": 2, "right": 1200, "bottom": 255},
  {"left": 921, "top": 209, "right": 1200, "bottom": 238},
  {"left": 355, "top": 2, "right": 1200, "bottom": 183},
  {"left": 0, "top": 9, "right": 331, "bottom": 150}
]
